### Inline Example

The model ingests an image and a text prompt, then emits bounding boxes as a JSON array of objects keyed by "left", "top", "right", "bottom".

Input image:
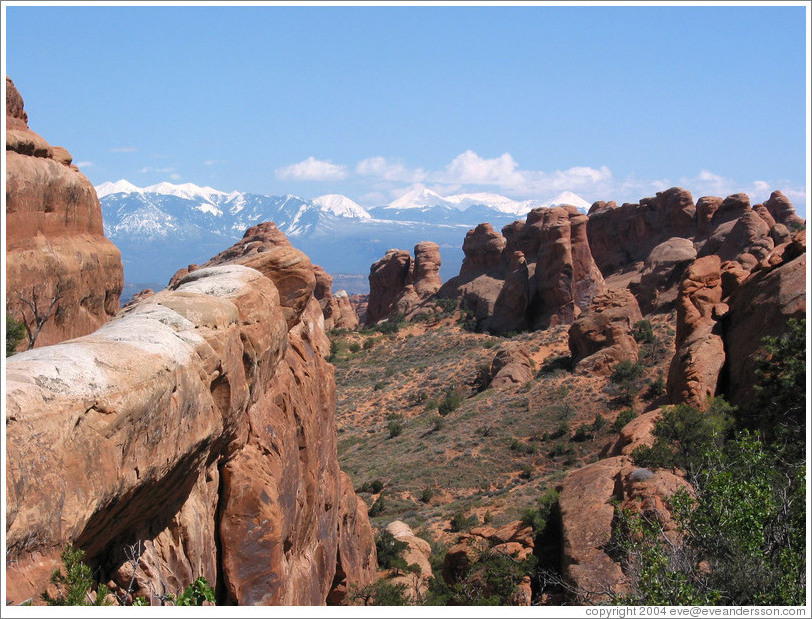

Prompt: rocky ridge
[{"left": 5, "top": 222, "right": 377, "bottom": 605}]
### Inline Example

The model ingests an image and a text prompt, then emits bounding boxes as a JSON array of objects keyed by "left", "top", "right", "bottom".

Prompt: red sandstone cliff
[
  {"left": 5, "top": 227, "right": 377, "bottom": 605},
  {"left": 5, "top": 76, "right": 123, "bottom": 349}
]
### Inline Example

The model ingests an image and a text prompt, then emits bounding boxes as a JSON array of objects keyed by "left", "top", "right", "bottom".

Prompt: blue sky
[{"left": 3, "top": 2, "right": 809, "bottom": 216}]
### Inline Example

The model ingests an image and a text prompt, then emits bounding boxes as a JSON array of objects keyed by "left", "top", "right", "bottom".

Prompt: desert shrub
[
  {"left": 173, "top": 577, "right": 216, "bottom": 606},
  {"left": 549, "top": 420, "right": 569, "bottom": 439},
  {"left": 431, "top": 416, "right": 445, "bottom": 432},
  {"left": 633, "top": 320, "right": 655, "bottom": 344},
  {"left": 362, "top": 337, "right": 377, "bottom": 350},
  {"left": 510, "top": 439, "right": 537, "bottom": 455},
  {"left": 434, "top": 297, "right": 458, "bottom": 314},
  {"left": 368, "top": 494, "right": 387, "bottom": 517},
  {"left": 376, "top": 530, "right": 409, "bottom": 574},
  {"left": 388, "top": 420, "right": 403, "bottom": 438},
  {"left": 374, "top": 380, "right": 387, "bottom": 391},
  {"left": 591, "top": 414, "right": 606, "bottom": 431},
  {"left": 6, "top": 314, "right": 25, "bottom": 356},
  {"left": 359, "top": 479, "right": 384, "bottom": 494},
  {"left": 420, "top": 488, "right": 435, "bottom": 503},
  {"left": 41, "top": 544, "right": 113, "bottom": 606},
  {"left": 571, "top": 425, "right": 593, "bottom": 442},
  {"left": 424, "top": 398, "right": 439, "bottom": 412},
  {"left": 349, "top": 342, "right": 362, "bottom": 353},
  {"left": 612, "top": 408, "right": 637, "bottom": 433},
  {"left": 610, "top": 360, "right": 644, "bottom": 384},
  {"left": 449, "top": 512, "right": 470, "bottom": 533},
  {"left": 645, "top": 374, "right": 666, "bottom": 399},
  {"left": 438, "top": 389, "right": 463, "bottom": 416}
]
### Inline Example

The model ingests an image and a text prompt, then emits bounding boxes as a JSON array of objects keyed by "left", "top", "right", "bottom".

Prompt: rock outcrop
[
  {"left": 5, "top": 229, "right": 376, "bottom": 605},
  {"left": 629, "top": 237, "right": 697, "bottom": 315},
  {"left": 313, "top": 265, "right": 360, "bottom": 331},
  {"left": 722, "top": 228, "right": 806, "bottom": 412},
  {"left": 587, "top": 187, "right": 696, "bottom": 276},
  {"left": 556, "top": 456, "right": 689, "bottom": 603},
  {"left": 438, "top": 206, "right": 604, "bottom": 334},
  {"left": 5, "top": 76, "right": 123, "bottom": 349},
  {"left": 568, "top": 289, "right": 643, "bottom": 376},
  {"left": 382, "top": 521, "right": 433, "bottom": 601},
  {"left": 365, "top": 242, "right": 442, "bottom": 325},
  {"left": 483, "top": 341, "right": 535, "bottom": 389},
  {"left": 666, "top": 255, "right": 726, "bottom": 409}
]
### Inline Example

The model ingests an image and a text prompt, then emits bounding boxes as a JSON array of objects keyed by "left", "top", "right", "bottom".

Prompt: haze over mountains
[{"left": 97, "top": 180, "right": 590, "bottom": 294}]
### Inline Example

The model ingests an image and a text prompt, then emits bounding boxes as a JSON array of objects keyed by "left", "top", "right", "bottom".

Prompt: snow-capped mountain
[
  {"left": 97, "top": 180, "right": 591, "bottom": 294},
  {"left": 312, "top": 194, "right": 371, "bottom": 219}
]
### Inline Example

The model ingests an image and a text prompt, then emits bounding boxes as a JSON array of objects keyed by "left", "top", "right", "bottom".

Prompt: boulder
[
  {"left": 486, "top": 342, "right": 534, "bottom": 389},
  {"left": 568, "top": 289, "right": 643, "bottom": 376},
  {"left": 383, "top": 521, "right": 433, "bottom": 601},
  {"left": 630, "top": 237, "right": 697, "bottom": 315}
]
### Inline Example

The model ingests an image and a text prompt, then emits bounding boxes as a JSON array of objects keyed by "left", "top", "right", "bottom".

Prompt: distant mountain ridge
[{"left": 97, "top": 180, "right": 590, "bottom": 294}]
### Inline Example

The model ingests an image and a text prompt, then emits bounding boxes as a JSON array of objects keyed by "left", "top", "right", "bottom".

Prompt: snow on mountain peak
[
  {"left": 386, "top": 186, "right": 447, "bottom": 210},
  {"left": 545, "top": 191, "right": 591, "bottom": 211},
  {"left": 95, "top": 179, "right": 142, "bottom": 198},
  {"left": 312, "top": 194, "right": 372, "bottom": 219}
]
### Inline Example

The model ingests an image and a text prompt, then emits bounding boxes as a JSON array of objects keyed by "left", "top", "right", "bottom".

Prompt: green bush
[
  {"left": 610, "top": 360, "right": 644, "bottom": 384},
  {"left": 349, "top": 342, "right": 362, "bottom": 353},
  {"left": 612, "top": 408, "right": 637, "bottom": 433},
  {"left": 41, "top": 544, "right": 113, "bottom": 606},
  {"left": 420, "top": 488, "right": 435, "bottom": 503},
  {"left": 449, "top": 512, "right": 470, "bottom": 533},
  {"left": 633, "top": 320, "right": 655, "bottom": 344},
  {"left": 368, "top": 494, "right": 386, "bottom": 517},
  {"left": 376, "top": 530, "right": 409, "bottom": 574},
  {"left": 437, "top": 389, "right": 463, "bottom": 416},
  {"left": 388, "top": 420, "right": 403, "bottom": 439},
  {"left": 6, "top": 314, "right": 26, "bottom": 355}
]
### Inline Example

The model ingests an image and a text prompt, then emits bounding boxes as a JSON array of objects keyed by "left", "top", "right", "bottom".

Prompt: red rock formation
[
  {"left": 313, "top": 265, "right": 359, "bottom": 331},
  {"left": 5, "top": 76, "right": 123, "bottom": 349},
  {"left": 568, "top": 289, "right": 643, "bottom": 376},
  {"left": 722, "top": 229, "right": 806, "bottom": 412},
  {"left": 763, "top": 190, "right": 805, "bottom": 230},
  {"left": 534, "top": 206, "right": 604, "bottom": 328},
  {"left": 587, "top": 187, "right": 696, "bottom": 276},
  {"left": 629, "top": 237, "right": 697, "bottom": 315},
  {"left": 486, "top": 341, "right": 534, "bottom": 389},
  {"left": 666, "top": 255, "right": 726, "bottom": 409},
  {"left": 440, "top": 205, "right": 604, "bottom": 334},
  {"left": 366, "top": 249, "right": 412, "bottom": 325},
  {"left": 5, "top": 232, "right": 376, "bottom": 604},
  {"left": 365, "top": 242, "right": 443, "bottom": 325},
  {"left": 556, "top": 456, "right": 689, "bottom": 603}
]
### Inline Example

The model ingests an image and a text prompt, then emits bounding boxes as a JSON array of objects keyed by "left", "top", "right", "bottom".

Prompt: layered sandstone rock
[
  {"left": 5, "top": 235, "right": 376, "bottom": 604},
  {"left": 365, "top": 242, "right": 442, "bottom": 325},
  {"left": 587, "top": 187, "right": 696, "bottom": 276},
  {"left": 313, "top": 265, "right": 359, "bottom": 331},
  {"left": 439, "top": 206, "right": 604, "bottom": 334},
  {"left": 568, "top": 289, "right": 643, "bottom": 376},
  {"left": 5, "top": 76, "right": 123, "bottom": 349},
  {"left": 723, "top": 229, "right": 806, "bottom": 412},
  {"left": 666, "top": 256, "right": 726, "bottom": 409}
]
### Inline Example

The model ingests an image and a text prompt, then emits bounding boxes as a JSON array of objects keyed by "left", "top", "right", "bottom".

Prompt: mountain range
[{"left": 97, "top": 180, "right": 590, "bottom": 295}]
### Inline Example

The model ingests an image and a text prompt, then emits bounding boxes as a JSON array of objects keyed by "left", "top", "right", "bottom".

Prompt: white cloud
[
  {"left": 170, "top": 173, "right": 181, "bottom": 180},
  {"left": 74, "top": 161, "right": 94, "bottom": 168},
  {"left": 110, "top": 146, "right": 137, "bottom": 153},
  {"left": 356, "top": 156, "right": 426, "bottom": 183},
  {"left": 275, "top": 157, "right": 348, "bottom": 181},
  {"left": 203, "top": 159, "right": 226, "bottom": 166},
  {"left": 435, "top": 150, "right": 524, "bottom": 187}
]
